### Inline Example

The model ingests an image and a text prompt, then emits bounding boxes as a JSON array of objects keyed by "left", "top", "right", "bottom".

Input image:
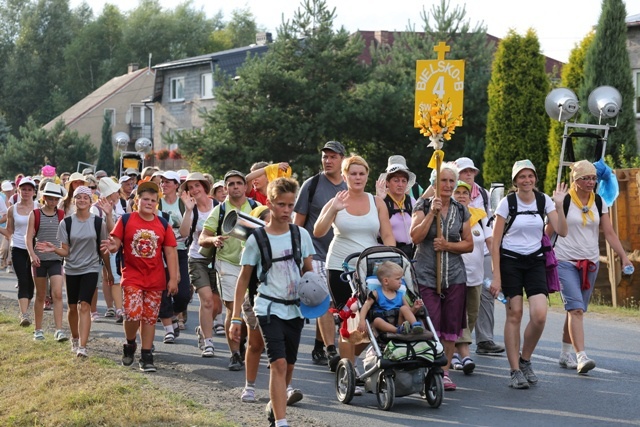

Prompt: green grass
[
  {"left": 547, "top": 292, "right": 640, "bottom": 318},
  {"left": 0, "top": 312, "right": 235, "bottom": 427}
]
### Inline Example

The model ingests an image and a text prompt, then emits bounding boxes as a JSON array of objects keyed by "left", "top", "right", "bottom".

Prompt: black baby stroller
[{"left": 334, "top": 246, "right": 448, "bottom": 411}]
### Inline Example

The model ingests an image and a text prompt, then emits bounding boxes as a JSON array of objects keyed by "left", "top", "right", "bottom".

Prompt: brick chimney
[
  {"left": 128, "top": 63, "right": 139, "bottom": 74},
  {"left": 256, "top": 32, "right": 273, "bottom": 46}
]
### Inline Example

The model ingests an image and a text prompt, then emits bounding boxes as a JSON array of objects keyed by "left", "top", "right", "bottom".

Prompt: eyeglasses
[{"left": 576, "top": 176, "right": 597, "bottom": 182}]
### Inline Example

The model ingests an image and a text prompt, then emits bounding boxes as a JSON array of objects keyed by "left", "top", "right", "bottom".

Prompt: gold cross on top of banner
[{"left": 433, "top": 42, "right": 450, "bottom": 60}]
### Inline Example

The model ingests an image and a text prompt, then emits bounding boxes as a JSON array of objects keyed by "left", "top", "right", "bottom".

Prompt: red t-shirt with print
[
  {"left": 111, "top": 212, "right": 177, "bottom": 291},
  {"left": 246, "top": 188, "right": 267, "bottom": 205}
]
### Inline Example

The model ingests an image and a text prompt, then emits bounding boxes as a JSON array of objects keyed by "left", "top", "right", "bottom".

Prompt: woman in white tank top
[
  {"left": 0, "top": 178, "right": 38, "bottom": 326},
  {"left": 314, "top": 156, "right": 395, "bottom": 374}
]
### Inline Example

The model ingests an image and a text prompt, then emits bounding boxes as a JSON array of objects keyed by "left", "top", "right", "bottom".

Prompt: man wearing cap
[
  {"left": 455, "top": 157, "right": 505, "bottom": 355},
  {"left": 230, "top": 177, "right": 317, "bottom": 427},
  {"left": 156, "top": 170, "right": 192, "bottom": 344},
  {"left": 200, "top": 170, "right": 259, "bottom": 371},
  {"left": 293, "top": 140, "right": 347, "bottom": 367},
  {"left": 211, "top": 181, "right": 226, "bottom": 203}
]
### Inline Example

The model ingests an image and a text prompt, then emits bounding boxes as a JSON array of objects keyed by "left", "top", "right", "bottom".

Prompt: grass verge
[
  {"left": 547, "top": 292, "right": 640, "bottom": 318},
  {"left": 0, "top": 312, "right": 234, "bottom": 427}
]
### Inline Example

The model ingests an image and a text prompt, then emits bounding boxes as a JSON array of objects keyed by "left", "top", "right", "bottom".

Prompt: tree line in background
[{"left": 0, "top": 0, "right": 637, "bottom": 189}]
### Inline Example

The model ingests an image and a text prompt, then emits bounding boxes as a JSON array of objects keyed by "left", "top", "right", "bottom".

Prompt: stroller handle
[{"left": 342, "top": 252, "right": 361, "bottom": 270}]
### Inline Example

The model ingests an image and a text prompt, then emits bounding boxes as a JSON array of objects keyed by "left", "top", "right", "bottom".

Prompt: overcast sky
[{"left": 70, "top": 0, "right": 628, "bottom": 63}]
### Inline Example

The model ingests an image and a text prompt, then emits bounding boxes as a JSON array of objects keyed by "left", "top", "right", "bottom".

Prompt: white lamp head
[
  {"left": 587, "top": 85, "right": 621, "bottom": 120},
  {"left": 134, "top": 137, "right": 152, "bottom": 153},
  {"left": 545, "top": 88, "right": 579, "bottom": 122},
  {"left": 113, "top": 132, "right": 130, "bottom": 148}
]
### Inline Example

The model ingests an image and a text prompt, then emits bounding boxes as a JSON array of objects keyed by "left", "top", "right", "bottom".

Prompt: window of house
[
  {"left": 634, "top": 70, "right": 640, "bottom": 117},
  {"left": 104, "top": 108, "right": 116, "bottom": 127},
  {"left": 170, "top": 77, "right": 185, "bottom": 101},
  {"left": 201, "top": 73, "right": 214, "bottom": 99}
]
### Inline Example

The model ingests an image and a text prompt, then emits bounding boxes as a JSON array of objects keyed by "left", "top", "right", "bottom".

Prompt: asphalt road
[{"left": 2, "top": 271, "right": 639, "bottom": 427}]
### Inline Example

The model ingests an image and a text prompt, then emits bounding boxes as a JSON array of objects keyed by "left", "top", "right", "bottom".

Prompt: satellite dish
[
  {"left": 135, "top": 137, "right": 152, "bottom": 153},
  {"left": 588, "top": 86, "right": 621, "bottom": 120},
  {"left": 545, "top": 88, "right": 579, "bottom": 122},
  {"left": 113, "top": 132, "right": 130, "bottom": 148}
]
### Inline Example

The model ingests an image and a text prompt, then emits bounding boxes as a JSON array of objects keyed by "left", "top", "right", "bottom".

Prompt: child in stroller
[{"left": 358, "top": 261, "right": 425, "bottom": 335}]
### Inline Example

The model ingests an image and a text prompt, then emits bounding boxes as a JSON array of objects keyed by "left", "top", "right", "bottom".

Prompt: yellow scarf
[
  {"left": 388, "top": 193, "right": 406, "bottom": 211},
  {"left": 569, "top": 188, "right": 594, "bottom": 226},
  {"left": 468, "top": 207, "right": 486, "bottom": 228}
]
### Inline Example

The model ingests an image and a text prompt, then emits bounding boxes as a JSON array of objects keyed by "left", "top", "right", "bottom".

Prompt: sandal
[
  {"left": 451, "top": 353, "right": 463, "bottom": 370},
  {"left": 462, "top": 357, "right": 476, "bottom": 375},
  {"left": 443, "top": 374, "right": 457, "bottom": 391}
]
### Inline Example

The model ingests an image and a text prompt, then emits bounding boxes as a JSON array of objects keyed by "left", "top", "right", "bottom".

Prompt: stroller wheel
[
  {"left": 335, "top": 359, "right": 356, "bottom": 404},
  {"left": 376, "top": 372, "right": 395, "bottom": 411},
  {"left": 424, "top": 370, "right": 444, "bottom": 408}
]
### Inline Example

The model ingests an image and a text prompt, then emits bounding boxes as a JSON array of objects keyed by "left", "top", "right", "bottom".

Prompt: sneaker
[
  {"left": 396, "top": 320, "right": 411, "bottom": 335},
  {"left": 54, "top": 330, "right": 68, "bottom": 342},
  {"left": 90, "top": 312, "right": 99, "bottom": 322},
  {"left": 558, "top": 352, "right": 578, "bottom": 369},
  {"left": 519, "top": 357, "right": 538, "bottom": 385},
  {"left": 286, "top": 387, "right": 303, "bottom": 406},
  {"left": 115, "top": 310, "right": 124, "bottom": 324},
  {"left": 509, "top": 369, "right": 530, "bottom": 389},
  {"left": 411, "top": 322, "right": 425, "bottom": 334},
  {"left": 214, "top": 323, "right": 226, "bottom": 336},
  {"left": 462, "top": 357, "right": 476, "bottom": 375},
  {"left": 19, "top": 313, "right": 31, "bottom": 327},
  {"left": 6, "top": 265, "right": 13, "bottom": 274},
  {"left": 33, "top": 329, "right": 45, "bottom": 341},
  {"left": 104, "top": 307, "right": 116, "bottom": 318},
  {"left": 163, "top": 331, "right": 175, "bottom": 344},
  {"left": 139, "top": 353, "right": 157, "bottom": 372},
  {"left": 76, "top": 347, "right": 88, "bottom": 358},
  {"left": 122, "top": 343, "right": 137, "bottom": 366},
  {"left": 476, "top": 340, "right": 505, "bottom": 354},
  {"left": 228, "top": 352, "right": 244, "bottom": 371},
  {"left": 71, "top": 338, "right": 79, "bottom": 353},
  {"left": 43, "top": 297, "right": 52, "bottom": 311},
  {"left": 172, "top": 320, "right": 180, "bottom": 338},
  {"left": 265, "top": 401, "right": 275, "bottom": 426},
  {"left": 451, "top": 353, "right": 463, "bottom": 370},
  {"left": 241, "top": 387, "right": 256, "bottom": 403},
  {"left": 577, "top": 355, "right": 596, "bottom": 374},
  {"left": 201, "top": 345, "right": 215, "bottom": 358},
  {"left": 353, "top": 386, "right": 364, "bottom": 396},
  {"left": 311, "top": 348, "right": 328, "bottom": 365},
  {"left": 195, "top": 326, "right": 205, "bottom": 350},
  {"left": 443, "top": 374, "right": 457, "bottom": 391}
]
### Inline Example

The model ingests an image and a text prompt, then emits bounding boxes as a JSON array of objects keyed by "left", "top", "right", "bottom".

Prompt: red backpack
[{"left": 33, "top": 208, "right": 65, "bottom": 235}]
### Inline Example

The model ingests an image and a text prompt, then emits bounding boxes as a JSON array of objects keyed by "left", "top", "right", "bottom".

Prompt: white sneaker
[
  {"left": 71, "top": 338, "right": 79, "bottom": 353},
  {"left": 558, "top": 352, "right": 578, "bottom": 369},
  {"left": 241, "top": 387, "right": 256, "bottom": 403},
  {"left": 577, "top": 355, "right": 596, "bottom": 374},
  {"left": 286, "top": 387, "right": 303, "bottom": 406}
]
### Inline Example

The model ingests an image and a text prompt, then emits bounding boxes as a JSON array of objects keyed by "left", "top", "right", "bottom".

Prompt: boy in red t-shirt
[{"left": 102, "top": 181, "right": 178, "bottom": 372}]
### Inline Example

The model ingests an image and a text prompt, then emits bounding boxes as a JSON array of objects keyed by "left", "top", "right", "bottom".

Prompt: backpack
[
  {"left": 383, "top": 194, "right": 413, "bottom": 219},
  {"left": 115, "top": 213, "right": 169, "bottom": 276},
  {"left": 421, "top": 198, "right": 466, "bottom": 235},
  {"left": 33, "top": 208, "right": 64, "bottom": 235},
  {"left": 562, "top": 193, "right": 603, "bottom": 218},
  {"left": 64, "top": 215, "right": 103, "bottom": 259},
  {"left": 302, "top": 174, "right": 321, "bottom": 227},
  {"left": 248, "top": 224, "right": 302, "bottom": 307},
  {"left": 503, "top": 191, "right": 547, "bottom": 237}
]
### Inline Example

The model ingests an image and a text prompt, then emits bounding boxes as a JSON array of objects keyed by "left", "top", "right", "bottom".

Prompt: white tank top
[
  {"left": 11, "top": 203, "right": 35, "bottom": 249},
  {"left": 326, "top": 193, "right": 380, "bottom": 270}
]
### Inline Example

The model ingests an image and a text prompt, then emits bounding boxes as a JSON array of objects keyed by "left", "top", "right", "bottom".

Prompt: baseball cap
[
  {"left": 1, "top": 180, "right": 13, "bottom": 191},
  {"left": 456, "top": 181, "right": 471, "bottom": 192},
  {"left": 321, "top": 140, "right": 346, "bottom": 156},
  {"left": 118, "top": 175, "right": 133, "bottom": 184},
  {"left": 125, "top": 168, "right": 140, "bottom": 176},
  {"left": 212, "top": 180, "right": 225, "bottom": 190},
  {"left": 177, "top": 169, "right": 189, "bottom": 181},
  {"left": 223, "top": 170, "right": 246, "bottom": 184},
  {"left": 511, "top": 159, "right": 537, "bottom": 182},
  {"left": 298, "top": 271, "right": 331, "bottom": 319},
  {"left": 137, "top": 180, "right": 160, "bottom": 194},
  {"left": 161, "top": 170, "right": 181, "bottom": 184},
  {"left": 18, "top": 177, "right": 36, "bottom": 189},
  {"left": 95, "top": 170, "right": 108, "bottom": 179}
]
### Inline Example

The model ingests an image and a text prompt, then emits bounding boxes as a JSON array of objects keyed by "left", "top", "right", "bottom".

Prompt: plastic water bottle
[
  {"left": 623, "top": 265, "right": 635, "bottom": 275},
  {"left": 483, "top": 278, "right": 507, "bottom": 304}
]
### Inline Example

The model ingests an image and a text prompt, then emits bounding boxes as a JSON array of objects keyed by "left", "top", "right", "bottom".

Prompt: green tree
[
  {"left": 578, "top": 0, "right": 637, "bottom": 162},
  {"left": 0, "top": 114, "right": 10, "bottom": 146},
  {"left": 96, "top": 112, "right": 114, "bottom": 176},
  {"left": 209, "top": 8, "right": 260, "bottom": 51},
  {"left": 359, "top": 0, "right": 494, "bottom": 186},
  {"left": 484, "top": 29, "right": 550, "bottom": 188},
  {"left": 544, "top": 32, "right": 594, "bottom": 194},
  {"left": 0, "top": 118, "right": 97, "bottom": 177},
  {"left": 177, "top": 0, "right": 367, "bottom": 178}
]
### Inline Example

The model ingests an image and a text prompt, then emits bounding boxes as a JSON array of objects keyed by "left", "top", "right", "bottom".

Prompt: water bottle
[
  {"left": 483, "top": 278, "right": 507, "bottom": 304},
  {"left": 623, "top": 265, "right": 635, "bottom": 276}
]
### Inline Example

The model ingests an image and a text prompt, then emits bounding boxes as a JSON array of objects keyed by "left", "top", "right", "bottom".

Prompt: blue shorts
[{"left": 558, "top": 261, "right": 599, "bottom": 312}]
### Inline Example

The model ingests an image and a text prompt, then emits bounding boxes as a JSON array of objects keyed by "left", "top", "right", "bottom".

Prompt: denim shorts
[{"left": 558, "top": 260, "right": 599, "bottom": 312}]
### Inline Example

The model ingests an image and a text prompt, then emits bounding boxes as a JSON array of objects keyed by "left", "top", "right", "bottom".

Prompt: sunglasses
[
  {"left": 88, "top": 186, "right": 97, "bottom": 190},
  {"left": 576, "top": 176, "right": 597, "bottom": 182}
]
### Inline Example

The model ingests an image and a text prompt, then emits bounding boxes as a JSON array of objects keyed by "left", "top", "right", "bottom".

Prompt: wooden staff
[{"left": 435, "top": 152, "right": 442, "bottom": 294}]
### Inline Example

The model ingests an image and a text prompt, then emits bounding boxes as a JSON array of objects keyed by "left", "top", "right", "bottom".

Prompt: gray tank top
[{"left": 35, "top": 209, "right": 62, "bottom": 261}]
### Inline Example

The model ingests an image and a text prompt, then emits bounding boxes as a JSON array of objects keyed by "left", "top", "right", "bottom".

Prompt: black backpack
[
  {"left": 247, "top": 224, "right": 302, "bottom": 306},
  {"left": 503, "top": 191, "right": 547, "bottom": 237},
  {"left": 64, "top": 215, "right": 103, "bottom": 260},
  {"left": 562, "top": 193, "right": 603, "bottom": 218},
  {"left": 383, "top": 194, "right": 413, "bottom": 219}
]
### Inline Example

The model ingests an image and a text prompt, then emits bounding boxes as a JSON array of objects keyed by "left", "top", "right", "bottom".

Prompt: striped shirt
[{"left": 35, "top": 209, "right": 62, "bottom": 261}]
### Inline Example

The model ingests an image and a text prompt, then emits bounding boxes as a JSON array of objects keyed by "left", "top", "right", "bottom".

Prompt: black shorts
[
  {"left": 258, "top": 315, "right": 304, "bottom": 365},
  {"left": 34, "top": 260, "right": 63, "bottom": 278},
  {"left": 66, "top": 272, "right": 99, "bottom": 305},
  {"left": 500, "top": 255, "right": 548, "bottom": 299},
  {"left": 328, "top": 269, "right": 352, "bottom": 310}
]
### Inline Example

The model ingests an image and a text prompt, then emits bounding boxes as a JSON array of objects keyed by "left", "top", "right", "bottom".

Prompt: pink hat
[{"left": 41, "top": 165, "right": 56, "bottom": 178}]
